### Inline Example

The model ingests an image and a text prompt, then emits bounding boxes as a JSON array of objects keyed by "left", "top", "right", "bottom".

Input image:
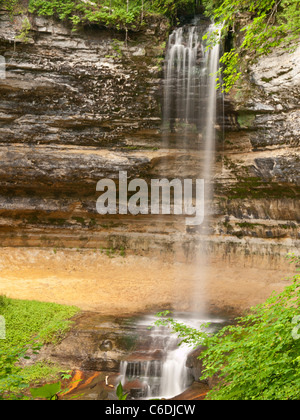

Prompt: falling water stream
[
  {"left": 163, "top": 17, "right": 223, "bottom": 312},
  {"left": 120, "top": 17, "right": 223, "bottom": 400}
]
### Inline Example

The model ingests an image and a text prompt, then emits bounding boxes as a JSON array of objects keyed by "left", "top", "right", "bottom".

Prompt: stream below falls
[
  {"left": 118, "top": 313, "right": 228, "bottom": 400},
  {"left": 59, "top": 311, "right": 231, "bottom": 401}
]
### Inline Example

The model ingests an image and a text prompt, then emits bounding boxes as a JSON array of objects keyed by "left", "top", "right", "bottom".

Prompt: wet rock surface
[
  {"left": 39, "top": 311, "right": 223, "bottom": 401},
  {"left": 34, "top": 312, "right": 140, "bottom": 372}
]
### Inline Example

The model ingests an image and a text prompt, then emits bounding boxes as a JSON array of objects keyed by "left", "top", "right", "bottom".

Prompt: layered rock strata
[{"left": 0, "top": 11, "right": 299, "bottom": 312}]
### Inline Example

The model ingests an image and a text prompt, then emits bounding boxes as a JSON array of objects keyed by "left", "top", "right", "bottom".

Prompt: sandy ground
[{"left": 0, "top": 247, "right": 294, "bottom": 316}]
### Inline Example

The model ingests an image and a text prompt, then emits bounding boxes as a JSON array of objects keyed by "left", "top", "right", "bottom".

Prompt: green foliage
[
  {"left": 0, "top": 298, "right": 79, "bottom": 349},
  {"left": 30, "top": 381, "right": 61, "bottom": 400},
  {"left": 151, "top": 0, "right": 199, "bottom": 20},
  {"left": 60, "top": 370, "right": 72, "bottom": 381},
  {"left": 116, "top": 382, "right": 129, "bottom": 400},
  {"left": 0, "top": 295, "right": 10, "bottom": 309},
  {"left": 0, "top": 341, "right": 42, "bottom": 400},
  {"left": 0, "top": 297, "right": 79, "bottom": 399},
  {"left": 203, "top": 0, "right": 300, "bottom": 92},
  {"left": 217, "top": 50, "right": 241, "bottom": 93},
  {"left": 0, "top": 0, "right": 21, "bottom": 14},
  {"left": 154, "top": 256, "right": 300, "bottom": 400},
  {"left": 15, "top": 17, "right": 32, "bottom": 43},
  {"left": 1, "top": 0, "right": 197, "bottom": 31},
  {"left": 27, "top": 0, "right": 149, "bottom": 30},
  {"left": 22, "top": 362, "right": 67, "bottom": 385}
]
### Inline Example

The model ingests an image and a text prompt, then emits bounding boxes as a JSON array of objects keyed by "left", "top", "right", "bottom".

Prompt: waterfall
[
  {"left": 163, "top": 19, "right": 222, "bottom": 314},
  {"left": 203, "top": 25, "right": 222, "bottom": 206},
  {"left": 119, "top": 18, "right": 223, "bottom": 400},
  {"left": 118, "top": 315, "right": 225, "bottom": 399},
  {"left": 160, "top": 341, "right": 193, "bottom": 397},
  {"left": 119, "top": 320, "right": 193, "bottom": 399}
]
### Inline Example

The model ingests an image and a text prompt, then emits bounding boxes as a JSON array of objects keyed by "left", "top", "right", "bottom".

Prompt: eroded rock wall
[
  {"left": 214, "top": 44, "right": 300, "bottom": 247},
  {"left": 0, "top": 11, "right": 299, "bottom": 312},
  {"left": 0, "top": 11, "right": 172, "bottom": 244}
]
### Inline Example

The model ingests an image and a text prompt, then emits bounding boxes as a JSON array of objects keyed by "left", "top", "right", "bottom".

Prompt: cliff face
[
  {"left": 218, "top": 45, "right": 300, "bottom": 240},
  {"left": 0, "top": 11, "right": 171, "bottom": 247},
  {"left": 0, "top": 11, "right": 299, "bottom": 313}
]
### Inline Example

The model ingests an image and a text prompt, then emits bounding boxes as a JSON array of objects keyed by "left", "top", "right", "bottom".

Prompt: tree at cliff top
[{"left": 203, "top": 0, "right": 300, "bottom": 92}]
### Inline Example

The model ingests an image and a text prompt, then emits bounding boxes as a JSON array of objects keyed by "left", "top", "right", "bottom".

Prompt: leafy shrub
[
  {"left": 1, "top": 0, "right": 198, "bottom": 30},
  {"left": 203, "top": 0, "right": 300, "bottom": 91},
  {"left": 15, "top": 17, "right": 32, "bottom": 43},
  {"left": 30, "top": 381, "right": 61, "bottom": 400},
  {"left": 0, "top": 298, "right": 79, "bottom": 399}
]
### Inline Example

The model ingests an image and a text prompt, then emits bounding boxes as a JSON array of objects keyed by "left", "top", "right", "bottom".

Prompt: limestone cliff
[
  {"left": 0, "top": 11, "right": 171, "bottom": 249},
  {"left": 218, "top": 44, "right": 300, "bottom": 242},
  {"left": 0, "top": 10, "right": 299, "bottom": 304}
]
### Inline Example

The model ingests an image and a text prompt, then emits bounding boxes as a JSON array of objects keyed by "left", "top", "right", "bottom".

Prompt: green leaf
[
  {"left": 30, "top": 382, "right": 61, "bottom": 400},
  {"left": 116, "top": 383, "right": 123, "bottom": 399},
  {"left": 116, "top": 382, "right": 128, "bottom": 401}
]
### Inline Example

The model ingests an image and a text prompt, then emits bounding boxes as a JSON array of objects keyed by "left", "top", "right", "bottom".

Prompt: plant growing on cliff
[
  {"left": 15, "top": 17, "right": 32, "bottom": 43},
  {"left": 4, "top": 0, "right": 199, "bottom": 31},
  {"left": 154, "top": 256, "right": 300, "bottom": 400},
  {"left": 151, "top": 0, "right": 202, "bottom": 21},
  {"left": 203, "top": 0, "right": 300, "bottom": 92},
  {"left": 0, "top": 0, "right": 23, "bottom": 15}
]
